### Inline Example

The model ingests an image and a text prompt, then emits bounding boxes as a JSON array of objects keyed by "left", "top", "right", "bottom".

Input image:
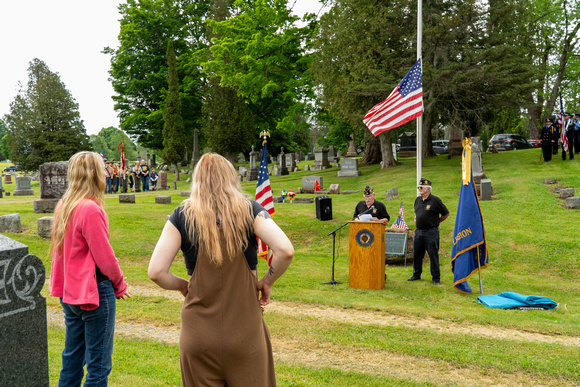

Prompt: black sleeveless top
[{"left": 168, "top": 200, "right": 265, "bottom": 275}]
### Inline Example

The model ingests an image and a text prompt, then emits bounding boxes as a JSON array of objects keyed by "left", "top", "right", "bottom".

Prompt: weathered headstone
[
  {"left": 337, "top": 158, "right": 362, "bottom": 177},
  {"left": 268, "top": 166, "right": 274, "bottom": 175},
  {"left": 543, "top": 178, "right": 557, "bottom": 185},
  {"left": 294, "top": 197, "right": 314, "bottom": 204},
  {"left": 329, "top": 184, "right": 340, "bottom": 194},
  {"left": 480, "top": 179, "right": 492, "bottom": 201},
  {"left": 346, "top": 134, "right": 357, "bottom": 157},
  {"left": 385, "top": 189, "right": 394, "bottom": 201},
  {"left": 155, "top": 196, "right": 172, "bottom": 204},
  {"left": 392, "top": 187, "right": 398, "bottom": 196},
  {"left": 470, "top": 137, "right": 486, "bottom": 184},
  {"left": 0, "top": 214, "right": 22, "bottom": 233},
  {"left": 565, "top": 196, "right": 580, "bottom": 209},
  {"left": 0, "top": 235, "right": 49, "bottom": 386},
  {"left": 34, "top": 161, "right": 68, "bottom": 213},
  {"left": 37, "top": 217, "right": 53, "bottom": 239},
  {"left": 4, "top": 174, "right": 12, "bottom": 184},
  {"left": 13, "top": 176, "right": 33, "bottom": 196},
  {"left": 278, "top": 147, "right": 289, "bottom": 175},
  {"left": 247, "top": 145, "right": 259, "bottom": 181},
  {"left": 311, "top": 147, "right": 330, "bottom": 170},
  {"left": 285, "top": 153, "right": 296, "bottom": 171},
  {"left": 304, "top": 164, "right": 310, "bottom": 171},
  {"left": 159, "top": 171, "right": 168, "bottom": 190},
  {"left": 302, "top": 176, "right": 323, "bottom": 193},
  {"left": 306, "top": 152, "right": 314, "bottom": 161},
  {"left": 296, "top": 149, "right": 303, "bottom": 162},
  {"left": 560, "top": 188, "right": 575, "bottom": 199},
  {"left": 553, "top": 185, "right": 565, "bottom": 194},
  {"left": 119, "top": 194, "right": 136, "bottom": 204},
  {"left": 173, "top": 181, "right": 177, "bottom": 190},
  {"left": 181, "top": 191, "right": 191, "bottom": 197}
]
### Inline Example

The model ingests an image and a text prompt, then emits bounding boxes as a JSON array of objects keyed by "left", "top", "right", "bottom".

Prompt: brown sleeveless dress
[{"left": 179, "top": 243, "right": 276, "bottom": 386}]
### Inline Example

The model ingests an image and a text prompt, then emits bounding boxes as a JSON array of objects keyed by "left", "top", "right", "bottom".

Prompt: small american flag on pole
[
  {"left": 559, "top": 92, "right": 568, "bottom": 152},
  {"left": 392, "top": 201, "right": 409, "bottom": 230},
  {"left": 364, "top": 59, "right": 423, "bottom": 136},
  {"left": 255, "top": 140, "right": 275, "bottom": 264}
]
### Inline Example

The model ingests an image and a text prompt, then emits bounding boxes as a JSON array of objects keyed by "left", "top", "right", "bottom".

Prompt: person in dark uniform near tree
[
  {"left": 353, "top": 185, "right": 390, "bottom": 224},
  {"left": 541, "top": 118, "right": 554, "bottom": 161},
  {"left": 574, "top": 113, "right": 580, "bottom": 155},
  {"left": 408, "top": 178, "right": 449, "bottom": 285},
  {"left": 562, "top": 112, "right": 574, "bottom": 160},
  {"left": 550, "top": 116, "right": 559, "bottom": 155}
]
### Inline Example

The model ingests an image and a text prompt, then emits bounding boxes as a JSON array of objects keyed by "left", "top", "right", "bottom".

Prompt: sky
[{"left": 0, "top": 0, "right": 328, "bottom": 135}]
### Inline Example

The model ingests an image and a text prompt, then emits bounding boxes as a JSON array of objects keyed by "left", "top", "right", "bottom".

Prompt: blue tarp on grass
[{"left": 477, "top": 292, "right": 558, "bottom": 309}]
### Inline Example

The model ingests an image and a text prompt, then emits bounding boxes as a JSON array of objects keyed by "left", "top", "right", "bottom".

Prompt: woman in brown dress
[{"left": 148, "top": 153, "right": 294, "bottom": 386}]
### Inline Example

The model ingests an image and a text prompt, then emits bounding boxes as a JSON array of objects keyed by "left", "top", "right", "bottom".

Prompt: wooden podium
[{"left": 348, "top": 221, "right": 386, "bottom": 290}]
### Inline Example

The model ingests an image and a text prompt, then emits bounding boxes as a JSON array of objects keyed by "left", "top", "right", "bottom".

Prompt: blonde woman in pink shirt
[{"left": 50, "top": 151, "right": 130, "bottom": 386}]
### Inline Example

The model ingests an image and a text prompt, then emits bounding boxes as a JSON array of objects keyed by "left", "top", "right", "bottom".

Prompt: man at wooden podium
[
  {"left": 353, "top": 186, "right": 390, "bottom": 224},
  {"left": 408, "top": 178, "right": 449, "bottom": 285}
]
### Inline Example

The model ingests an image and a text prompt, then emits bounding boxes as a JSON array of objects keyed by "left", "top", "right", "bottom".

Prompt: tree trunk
[
  {"left": 378, "top": 131, "right": 397, "bottom": 169},
  {"left": 527, "top": 102, "right": 542, "bottom": 140},
  {"left": 173, "top": 163, "right": 180, "bottom": 182},
  {"left": 361, "top": 129, "right": 381, "bottom": 164},
  {"left": 422, "top": 108, "right": 436, "bottom": 159}
]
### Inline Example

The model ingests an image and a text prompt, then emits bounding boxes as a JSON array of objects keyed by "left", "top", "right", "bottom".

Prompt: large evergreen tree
[{"left": 3, "top": 59, "right": 90, "bottom": 170}]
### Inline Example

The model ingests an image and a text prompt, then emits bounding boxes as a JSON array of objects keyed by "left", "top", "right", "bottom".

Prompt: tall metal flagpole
[{"left": 416, "top": 0, "right": 423, "bottom": 194}]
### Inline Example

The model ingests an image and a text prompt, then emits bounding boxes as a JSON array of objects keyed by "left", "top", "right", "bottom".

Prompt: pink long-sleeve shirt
[{"left": 49, "top": 199, "right": 127, "bottom": 310}]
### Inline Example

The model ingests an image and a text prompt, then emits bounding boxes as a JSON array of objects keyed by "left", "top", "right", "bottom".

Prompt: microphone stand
[{"left": 322, "top": 205, "right": 375, "bottom": 285}]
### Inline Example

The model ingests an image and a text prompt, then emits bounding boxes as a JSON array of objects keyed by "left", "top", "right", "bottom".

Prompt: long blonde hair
[
  {"left": 182, "top": 153, "right": 254, "bottom": 266},
  {"left": 51, "top": 151, "right": 106, "bottom": 255}
]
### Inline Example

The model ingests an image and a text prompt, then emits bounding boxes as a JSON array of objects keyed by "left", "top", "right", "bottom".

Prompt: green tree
[
  {"left": 89, "top": 127, "right": 138, "bottom": 163},
  {"left": 201, "top": 0, "right": 315, "bottom": 156},
  {"left": 162, "top": 41, "right": 186, "bottom": 181},
  {"left": 3, "top": 59, "right": 90, "bottom": 170},
  {"left": 105, "top": 0, "right": 210, "bottom": 150},
  {"left": 0, "top": 119, "right": 8, "bottom": 160}
]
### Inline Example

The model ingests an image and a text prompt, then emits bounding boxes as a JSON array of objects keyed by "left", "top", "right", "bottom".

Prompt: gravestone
[
  {"left": 37, "top": 217, "right": 53, "bottom": 239},
  {"left": 560, "top": 188, "right": 575, "bottom": 199},
  {"left": 181, "top": 191, "right": 191, "bottom": 197},
  {"left": 278, "top": 147, "right": 289, "bottom": 176},
  {"left": 565, "top": 197, "right": 580, "bottom": 209},
  {"left": 480, "top": 179, "right": 492, "bottom": 201},
  {"left": 173, "top": 181, "right": 177, "bottom": 190},
  {"left": 34, "top": 161, "right": 68, "bottom": 213},
  {"left": 329, "top": 184, "right": 340, "bottom": 194},
  {"left": 543, "top": 178, "right": 557, "bottom": 185},
  {"left": 306, "top": 152, "right": 314, "bottom": 161},
  {"left": 268, "top": 166, "right": 274, "bottom": 175},
  {"left": 311, "top": 147, "right": 330, "bottom": 170},
  {"left": 155, "top": 196, "right": 172, "bottom": 204},
  {"left": 385, "top": 189, "right": 394, "bottom": 201},
  {"left": 119, "top": 194, "right": 135, "bottom": 204},
  {"left": 159, "top": 171, "right": 168, "bottom": 190},
  {"left": 346, "top": 134, "right": 357, "bottom": 157},
  {"left": 13, "top": 176, "right": 33, "bottom": 196},
  {"left": 553, "top": 185, "right": 565, "bottom": 194},
  {"left": 4, "top": 174, "right": 12, "bottom": 184},
  {"left": 337, "top": 158, "right": 362, "bottom": 177},
  {"left": 247, "top": 145, "right": 259, "bottom": 181},
  {"left": 302, "top": 176, "right": 323, "bottom": 193},
  {"left": 392, "top": 187, "right": 399, "bottom": 196},
  {"left": 448, "top": 128, "right": 463, "bottom": 157},
  {"left": 0, "top": 214, "right": 22, "bottom": 233},
  {"left": 294, "top": 197, "right": 314, "bottom": 204},
  {"left": 470, "top": 137, "right": 487, "bottom": 184},
  {"left": 304, "top": 164, "right": 310, "bottom": 171},
  {"left": 327, "top": 146, "right": 337, "bottom": 162},
  {"left": 0, "top": 177, "right": 3, "bottom": 198},
  {"left": 296, "top": 149, "right": 303, "bottom": 162},
  {"left": 285, "top": 153, "right": 296, "bottom": 171},
  {"left": 0, "top": 235, "right": 49, "bottom": 386}
]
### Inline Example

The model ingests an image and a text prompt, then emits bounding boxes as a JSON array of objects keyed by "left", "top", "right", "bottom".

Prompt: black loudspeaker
[{"left": 315, "top": 196, "right": 333, "bottom": 221}]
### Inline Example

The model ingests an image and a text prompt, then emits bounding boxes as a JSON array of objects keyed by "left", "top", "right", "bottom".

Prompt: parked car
[
  {"left": 432, "top": 140, "right": 449, "bottom": 154},
  {"left": 528, "top": 139, "right": 541, "bottom": 148},
  {"left": 487, "top": 134, "right": 532, "bottom": 151},
  {"left": 3, "top": 165, "right": 17, "bottom": 172}
]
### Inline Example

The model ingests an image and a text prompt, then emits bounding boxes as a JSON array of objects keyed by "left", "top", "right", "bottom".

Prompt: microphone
[{"left": 354, "top": 205, "right": 375, "bottom": 220}]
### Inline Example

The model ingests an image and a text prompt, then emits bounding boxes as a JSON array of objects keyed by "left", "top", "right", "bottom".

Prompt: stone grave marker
[
  {"left": 0, "top": 214, "right": 22, "bottom": 233},
  {"left": 34, "top": 161, "right": 68, "bottom": 213},
  {"left": 119, "top": 194, "right": 135, "bottom": 204},
  {"left": 337, "top": 158, "right": 362, "bottom": 177},
  {"left": 311, "top": 147, "right": 330, "bottom": 170},
  {"left": 13, "top": 176, "right": 33, "bottom": 196},
  {"left": 278, "top": 147, "right": 289, "bottom": 175},
  {"left": 560, "top": 188, "right": 575, "bottom": 199},
  {"left": 565, "top": 197, "right": 580, "bottom": 209},
  {"left": 302, "top": 176, "right": 323, "bottom": 193},
  {"left": 247, "top": 145, "right": 259, "bottom": 181},
  {"left": 4, "top": 174, "right": 12, "bottom": 184},
  {"left": 285, "top": 152, "right": 296, "bottom": 171},
  {"left": 0, "top": 234, "right": 49, "bottom": 386},
  {"left": 155, "top": 196, "right": 172, "bottom": 204},
  {"left": 37, "top": 217, "right": 53, "bottom": 239},
  {"left": 159, "top": 171, "right": 168, "bottom": 190},
  {"left": 329, "top": 184, "right": 340, "bottom": 194}
]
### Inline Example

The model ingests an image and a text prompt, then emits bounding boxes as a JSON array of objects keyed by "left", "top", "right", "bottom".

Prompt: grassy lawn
[{"left": 1, "top": 148, "right": 580, "bottom": 386}]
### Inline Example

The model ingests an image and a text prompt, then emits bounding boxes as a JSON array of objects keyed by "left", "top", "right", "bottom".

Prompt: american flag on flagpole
[
  {"left": 364, "top": 59, "right": 423, "bottom": 136},
  {"left": 100, "top": 145, "right": 105, "bottom": 160},
  {"left": 559, "top": 92, "right": 568, "bottom": 152},
  {"left": 392, "top": 201, "right": 409, "bottom": 230},
  {"left": 255, "top": 140, "right": 275, "bottom": 264}
]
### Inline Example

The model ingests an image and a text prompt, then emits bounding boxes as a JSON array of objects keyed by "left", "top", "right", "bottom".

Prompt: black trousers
[
  {"left": 542, "top": 145, "right": 552, "bottom": 161},
  {"left": 412, "top": 228, "right": 441, "bottom": 281},
  {"left": 563, "top": 131, "right": 574, "bottom": 160},
  {"left": 575, "top": 131, "right": 580, "bottom": 154}
]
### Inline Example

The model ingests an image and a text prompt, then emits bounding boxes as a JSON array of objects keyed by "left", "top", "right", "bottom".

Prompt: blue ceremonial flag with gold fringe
[{"left": 451, "top": 139, "right": 488, "bottom": 294}]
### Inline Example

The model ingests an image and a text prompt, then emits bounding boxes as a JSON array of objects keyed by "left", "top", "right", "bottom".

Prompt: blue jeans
[
  {"left": 142, "top": 176, "right": 149, "bottom": 191},
  {"left": 59, "top": 280, "right": 116, "bottom": 387},
  {"left": 105, "top": 177, "right": 112, "bottom": 194}
]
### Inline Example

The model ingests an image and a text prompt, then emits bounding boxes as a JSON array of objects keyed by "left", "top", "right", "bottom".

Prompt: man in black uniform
[
  {"left": 353, "top": 186, "right": 390, "bottom": 224},
  {"left": 540, "top": 118, "right": 554, "bottom": 162},
  {"left": 562, "top": 112, "right": 574, "bottom": 160},
  {"left": 408, "top": 178, "right": 449, "bottom": 285},
  {"left": 550, "top": 116, "right": 559, "bottom": 155}
]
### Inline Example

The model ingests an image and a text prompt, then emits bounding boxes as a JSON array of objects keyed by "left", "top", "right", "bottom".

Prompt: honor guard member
[
  {"left": 541, "top": 118, "right": 553, "bottom": 161},
  {"left": 575, "top": 113, "right": 580, "bottom": 155},
  {"left": 562, "top": 112, "right": 574, "bottom": 160},
  {"left": 550, "top": 116, "right": 559, "bottom": 155},
  {"left": 353, "top": 186, "right": 390, "bottom": 224},
  {"left": 408, "top": 178, "right": 449, "bottom": 285}
]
